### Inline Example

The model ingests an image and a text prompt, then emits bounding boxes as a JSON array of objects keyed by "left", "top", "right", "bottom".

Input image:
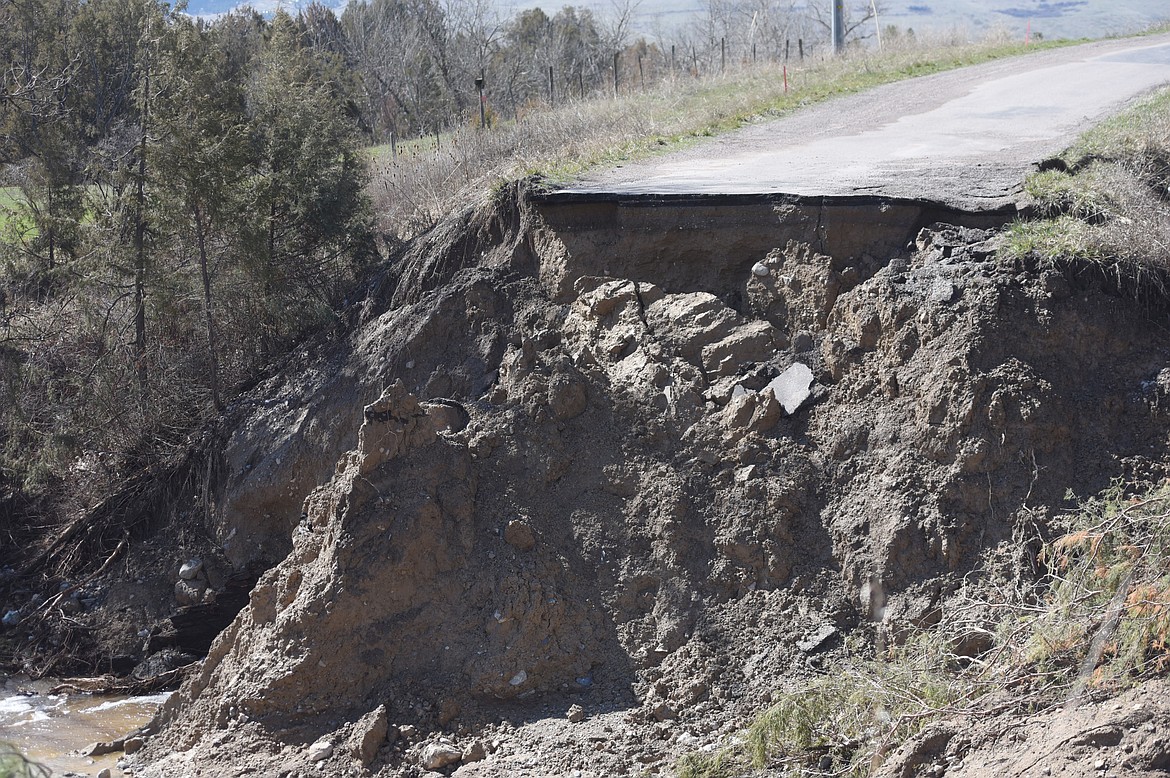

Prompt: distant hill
[{"left": 187, "top": 0, "right": 1168, "bottom": 46}]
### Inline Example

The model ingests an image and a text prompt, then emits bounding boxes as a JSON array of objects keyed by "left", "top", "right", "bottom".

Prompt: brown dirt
[{"left": 34, "top": 182, "right": 1170, "bottom": 777}]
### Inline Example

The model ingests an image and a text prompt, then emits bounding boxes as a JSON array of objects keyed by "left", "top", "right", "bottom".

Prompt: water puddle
[{"left": 0, "top": 677, "right": 170, "bottom": 777}]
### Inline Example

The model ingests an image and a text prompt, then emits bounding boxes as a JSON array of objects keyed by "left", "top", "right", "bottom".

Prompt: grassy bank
[
  {"left": 370, "top": 30, "right": 1078, "bottom": 238},
  {"left": 1003, "top": 83, "right": 1170, "bottom": 287}
]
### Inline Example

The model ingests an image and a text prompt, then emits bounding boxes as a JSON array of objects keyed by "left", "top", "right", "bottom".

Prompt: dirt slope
[{"left": 115, "top": 185, "right": 1170, "bottom": 777}]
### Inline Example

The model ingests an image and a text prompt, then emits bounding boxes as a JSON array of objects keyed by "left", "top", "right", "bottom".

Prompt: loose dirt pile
[{"left": 72, "top": 185, "right": 1170, "bottom": 777}]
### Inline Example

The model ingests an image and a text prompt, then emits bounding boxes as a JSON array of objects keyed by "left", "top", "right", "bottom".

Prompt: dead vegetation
[{"left": 677, "top": 479, "right": 1170, "bottom": 777}]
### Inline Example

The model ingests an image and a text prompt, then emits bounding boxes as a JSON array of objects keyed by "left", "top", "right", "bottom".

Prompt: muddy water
[{"left": 0, "top": 677, "right": 169, "bottom": 777}]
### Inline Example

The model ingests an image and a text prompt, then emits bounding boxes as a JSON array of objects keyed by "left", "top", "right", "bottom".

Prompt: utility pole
[{"left": 831, "top": 0, "right": 845, "bottom": 54}]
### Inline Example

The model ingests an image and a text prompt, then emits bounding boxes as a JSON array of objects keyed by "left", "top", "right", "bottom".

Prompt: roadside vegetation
[
  {"left": 1004, "top": 84, "right": 1170, "bottom": 293},
  {"left": 677, "top": 480, "right": 1170, "bottom": 778}
]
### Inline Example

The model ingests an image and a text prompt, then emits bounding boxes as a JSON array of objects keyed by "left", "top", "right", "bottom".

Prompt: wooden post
[
  {"left": 613, "top": 51, "right": 619, "bottom": 97},
  {"left": 752, "top": 42, "right": 757, "bottom": 63},
  {"left": 786, "top": 39, "right": 790, "bottom": 61},
  {"left": 579, "top": 70, "right": 584, "bottom": 99},
  {"left": 671, "top": 44, "right": 676, "bottom": 75},
  {"left": 798, "top": 38, "right": 804, "bottom": 60},
  {"left": 548, "top": 65, "right": 554, "bottom": 105},
  {"left": 638, "top": 55, "right": 644, "bottom": 91},
  {"left": 721, "top": 37, "right": 726, "bottom": 72},
  {"left": 390, "top": 130, "right": 397, "bottom": 160}
]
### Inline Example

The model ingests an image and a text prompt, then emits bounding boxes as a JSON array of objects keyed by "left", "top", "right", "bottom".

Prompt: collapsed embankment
[{"left": 80, "top": 181, "right": 1170, "bottom": 776}]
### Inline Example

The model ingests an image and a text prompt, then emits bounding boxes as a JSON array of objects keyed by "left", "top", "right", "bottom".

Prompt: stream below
[{"left": 0, "top": 676, "right": 168, "bottom": 777}]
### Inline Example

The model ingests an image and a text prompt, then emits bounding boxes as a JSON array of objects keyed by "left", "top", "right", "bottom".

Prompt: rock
[
  {"left": 548, "top": 375, "right": 588, "bottom": 420},
  {"left": 796, "top": 624, "right": 838, "bottom": 653},
  {"left": 421, "top": 400, "right": 469, "bottom": 434},
  {"left": 178, "top": 558, "right": 203, "bottom": 580},
  {"left": 308, "top": 739, "right": 333, "bottom": 762},
  {"left": 751, "top": 262, "right": 770, "bottom": 277},
  {"left": 97, "top": 769, "right": 112, "bottom": 778},
  {"left": 504, "top": 521, "right": 536, "bottom": 551},
  {"left": 463, "top": 740, "right": 487, "bottom": 762},
  {"left": 567, "top": 704, "right": 586, "bottom": 723},
  {"left": 651, "top": 702, "right": 677, "bottom": 721},
  {"left": 2, "top": 609, "right": 19, "bottom": 626},
  {"left": 174, "top": 578, "right": 207, "bottom": 607},
  {"left": 123, "top": 736, "right": 145, "bottom": 754},
  {"left": 398, "top": 724, "right": 419, "bottom": 740},
  {"left": 422, "top": 742, "right": 462, "bottom": 770},
  {"left": 81, "top": 742, "right": 120, "bottom": 757},
  {"left": 792, "top": 331, "right": 815, "bottom": 352},
  {"left": 349, "top": 704, "right": 389, "bottom": 766},
  {"left": 508, "top": 669, "right": 528, "bottom": 686},
  {"left": 701, "top": 321, "right": 781, "bottom": 378},
  {"left": 928, "top": 277, "right": 956, "bottom": 303},
  {"left": 766, "top": 363, "right": 815, "bottom": 415}
]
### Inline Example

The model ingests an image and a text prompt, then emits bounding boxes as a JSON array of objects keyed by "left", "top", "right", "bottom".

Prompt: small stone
[
  {"left": 463, "top": 740, "right": 487, "bottom": 762},
  {"left": 308, "top": 739, "right": 333, "bottom": 762},
  {"left": 123, "top": 736, "right": 145, "bottom": 754},
  {"left": 567, "top": 704, "right": 586, "bottom": 723},
  {"left": 1094, "top": 759, "right": 1106, "bottom": 770},
  {"left": 398, "top": 724, "right": 418, "bottom": 740},
  {"left": 97, "top": 770, "right": 112, "bottom": 778},
  {"left": 504, "top": 520, "right": 536, "bottom": 551},
  {"left": 651, "top": 702, "right": 677, "bottom": 722},
  {"left": 751, "top": 262, "right": 770, "bottom": 277},
  {"left": 178, "top": 558, "right": 203, "bottom": 580},
  {"left": 509, "top": 670, "right": 528, "bottom": 686},
  {"left": 421, "top": 743, "right": 462, "bottom": 770},
  {"left": 792, "top": 331, "right": 814, "bottom": 352},
  {"left": 2, "top": 610, "right": 19, "bottom": 626}
]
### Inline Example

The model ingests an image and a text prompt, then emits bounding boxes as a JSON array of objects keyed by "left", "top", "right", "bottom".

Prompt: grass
[
  {"left": 1003, "top": 85, "right": 1170, "bottom": 287},
  {"left": 368, "top": 29, "right": 1080, "bottom": 239},
  {"left": 677, "top": 479, "right": 1170, "bottom": 777},
  {"left": 0, "top": 745, "right": 47, "bottom": 778}
]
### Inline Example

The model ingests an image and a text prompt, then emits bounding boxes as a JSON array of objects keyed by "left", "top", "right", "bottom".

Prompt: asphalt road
[{"left": 557, "top": 34, "right": 1170, "bottom": 211}]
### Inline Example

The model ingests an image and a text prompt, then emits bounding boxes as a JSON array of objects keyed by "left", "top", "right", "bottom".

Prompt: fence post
[
  {"left": 613, "top": 51, "right": 619, "bottom": 97},
  {"left": 638, "top": 55, "right": 645, "bottom": 91},
  {"left": 548, "top": 65, "right": 554, "bottom": 106},
  {"left": 721, "top": 37, "right": 726, "bottom": 72},
  {"left": 785, "top": 39, "right": 790, "bottom": 61},
  {"left": 798, "top": 38, "right": 804, "bottom": 60}
]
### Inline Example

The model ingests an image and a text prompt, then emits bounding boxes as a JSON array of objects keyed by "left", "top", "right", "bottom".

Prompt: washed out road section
[{"left": 555, "top": 34, "right": 1170, "bottom": 211}]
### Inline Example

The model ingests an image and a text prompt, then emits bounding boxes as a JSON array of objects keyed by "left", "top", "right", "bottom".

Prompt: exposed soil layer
[{"left": 20, "top": 183, "right": 1170, "bottom": 776}]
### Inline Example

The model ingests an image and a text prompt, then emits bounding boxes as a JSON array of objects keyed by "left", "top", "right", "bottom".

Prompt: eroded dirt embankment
[{"left": 100, "top": 183, "right": 1170, "bottom": 777}]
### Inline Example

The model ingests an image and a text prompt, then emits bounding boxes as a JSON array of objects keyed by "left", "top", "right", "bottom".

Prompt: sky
[{"left": 184, "top": 0, "right": 1169, "bottom": 44}]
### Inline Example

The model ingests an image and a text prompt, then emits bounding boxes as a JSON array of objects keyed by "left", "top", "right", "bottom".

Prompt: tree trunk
[
  {"left": 194, "top": 202, "right": 223, "bottom": 412},
  {"left": 133, "top": 70, "right": 150, "bottom": 395}
]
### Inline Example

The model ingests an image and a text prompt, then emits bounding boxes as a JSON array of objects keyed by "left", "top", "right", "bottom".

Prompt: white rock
[
  {"left": 751, "top": 262, "right": 770, "bottom": 277},
  {"left": 178, "top": 558, "right": 203, "bottom": 580},
  {"left": 308, "top": 739, "right": 333, "bottom": 762},
  {"left": 765, "top": 363, "right": 815, "bottom": 415},
  {"left": 509, "top": 670, "right": 528, "bottom": 686}
]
